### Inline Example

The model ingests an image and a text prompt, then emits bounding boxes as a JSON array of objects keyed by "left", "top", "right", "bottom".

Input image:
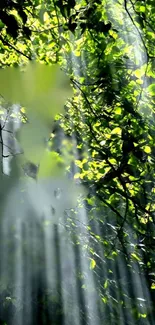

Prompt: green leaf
[
  {"left": 147, "top": 84, "right": 155, "bottom": 95},
  {"left": 111, "top": 127, "right": 122, "bottom": 135},
  {"left": 139, "top": 6, "right": 146, "bottom": 13},
  {"left": 39, "top": 7, "right": 46, "bottom": 24},
  {"left": 74, "top": 173, "right": 81, "bottom": 179},
  {"left": 151, "top": 283, "right": 155, "bottom": 289},
  {"left": 0, "top": 20, "right": 5, "bottom": 30},
  {"left": 112, "top": 251, "right": 117, "bottom": 256},
  {"left": 131, "top": 253, "right": 141, "bottom": 262},
  {"left": 90, "top": 258, "right": 96, "bottom": 270},
  {"left": 115, "top": 106, "right": 122, "bottom": 114},
  {"left": 104, "top": 279, "right": 108, "bottom": 289},
  {"left": 138, "top": 313, "right": 147, "bottom": 318},
  {"left": 143, "top": 145, "right": 151, "bottom": 154},
  {"left": 102, "top": 296, "right": 108, "bottom": 303}
]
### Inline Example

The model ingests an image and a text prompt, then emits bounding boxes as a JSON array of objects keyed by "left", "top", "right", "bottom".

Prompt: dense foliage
[{"left": 0, "top": 0, "right": 155, "bottom": 324}]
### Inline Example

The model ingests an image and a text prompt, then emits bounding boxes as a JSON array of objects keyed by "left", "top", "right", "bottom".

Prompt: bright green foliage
[
  {"left": 89, "top": 258, "right": 96, "bottom": 270},
  {"left": 56, "top": 0, "right": 155, "bottom": 322},
  {"left": 0, "top": 0, "right": 155, "bottom": 324}
]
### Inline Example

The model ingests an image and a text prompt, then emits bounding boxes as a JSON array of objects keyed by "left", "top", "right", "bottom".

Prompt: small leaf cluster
[{"left": 0, "top": 0, "right": 31, "bottom": 39}]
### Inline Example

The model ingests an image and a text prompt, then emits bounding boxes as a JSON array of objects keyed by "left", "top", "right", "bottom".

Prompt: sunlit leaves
[
  {"left": 89, "top": 258, "right": 96, "bottom": 270},
  {"left": 138, "top": 313, "right": 147, "bottom": 319},
  {"left": 74, "top": 172, "right": 81, "bottom": 180},
  {"left": 151, "top": 283, "right": 155, "bottom": 289},
  {"left": 0, "top": 0, "right": 154, "bottom": 321},
  {"left": 131, "top": 253, "right": 141, "bottom": 262},
  {"left": 109, "top": 29, "right": 118, "bottom": 40},
  {"left": 102, "top": 296, "right": 108, "bottom": 304},
  {"left": 147, "top": 84, "right": 155, "bottom": 96},
  {"left": 57, "top": 0, "right": 155, "bottom": 322},
  {"left": 134, "top": 70, "right": 144, "bottom": 79},
  {"left": 143, "top": 145, "right": 151, "bottom": 154},
  {"left": 0, "top": 5, "right": 30, "bottom": 40},
  {"left": 111, "top": 127, "right": 122, "bottom": 135},
  {"left": 115, "top": 106, "right": 122, "bottom": 115},
  {"left": 75, "top": 158, "right": 87, "bottom": 169},
  {"left": 135, "top": 3, "right": 146, "bottom": 13},
  {"left": 104, "top": 279, "right": 108, "bottom": 289}
]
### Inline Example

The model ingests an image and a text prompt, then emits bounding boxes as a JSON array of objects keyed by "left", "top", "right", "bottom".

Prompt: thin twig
[{"left": 0, "top": 36, "right": 31, "bottom": 60}]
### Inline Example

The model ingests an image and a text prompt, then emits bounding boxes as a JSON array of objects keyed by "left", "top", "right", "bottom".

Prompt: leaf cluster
[{"left": 0, "top": 0, "right": 31, "bottom": 39}]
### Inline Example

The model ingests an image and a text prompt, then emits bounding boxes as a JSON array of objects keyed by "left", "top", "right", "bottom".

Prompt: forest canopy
[{"left": 0, "top": 0, "right": 155, "bottom": 324}]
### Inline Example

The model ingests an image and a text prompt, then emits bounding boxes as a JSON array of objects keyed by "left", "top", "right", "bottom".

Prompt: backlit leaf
[
  {"left": 104, "top": 279, "right": 108, "bottom": 289},
  {"left": 143, "top": 145, "right": 151, "bottom": 154},
  {"left": 131, "top": 253, "right": 141, "bottom": 262},
  {"left": 147, "top": 84, "right": 155, "bottom": 95},
  {"left": 90, "top": 258, "right": 96, "bottom": 270},
  {"left": 111, "top": 127, "right": 122, "bottom": 135},
  {"left": 151, "top": 283, "right": 155, "bottom": 289}
]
